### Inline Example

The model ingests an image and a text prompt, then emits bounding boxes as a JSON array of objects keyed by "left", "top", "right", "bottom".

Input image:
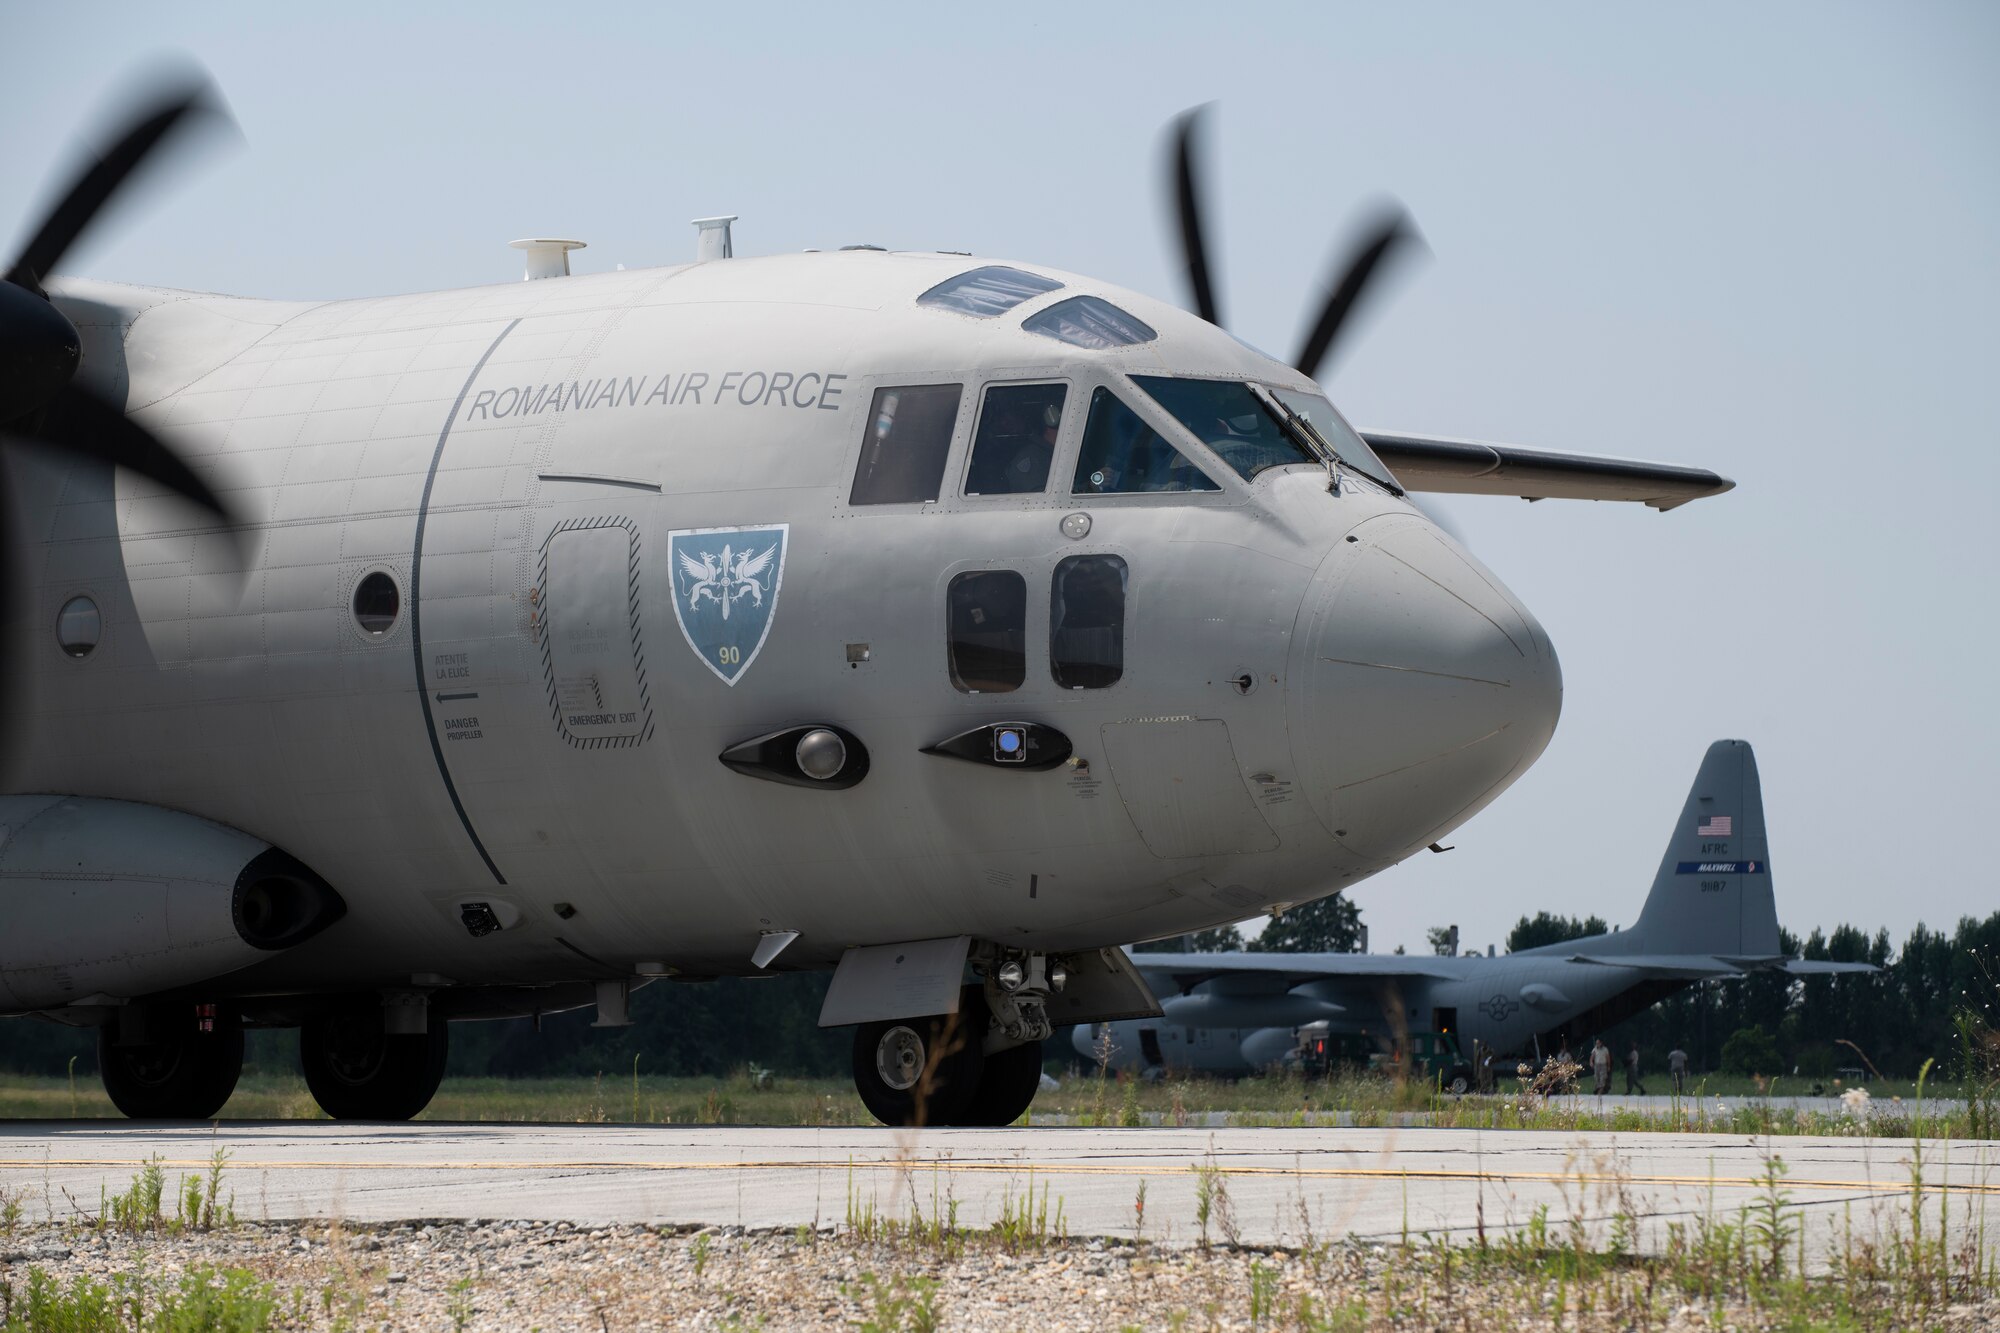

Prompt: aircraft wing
[
  {"left": 1128, "top": 950, "right": 1462, "bottom": 993},
  {"left": 1561, "top": 953, "right": 1743, "bottom": 979},
  {"left": 1361, "top": 432, "right": 1735, "bottom": 512}
]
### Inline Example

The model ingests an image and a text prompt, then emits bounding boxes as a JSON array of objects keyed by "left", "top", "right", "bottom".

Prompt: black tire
[
  {"left": 1442, "top": 1066, "right": 1472, "bottom": 1096},
  {"left": 301, "top": 1012, "right": 448, "bottom": 1121},
  {"left": 98, "top": 1010, "right": 244, "bottom": 1120},
  {"left": 958, "top": 1039, "right": 1044, "bottom": 1126},
  {"left": 852, "top": 1001, "right": 986, "bottom": 1127}
]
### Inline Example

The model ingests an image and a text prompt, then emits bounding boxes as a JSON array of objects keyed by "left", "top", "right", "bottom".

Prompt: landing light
[
  {"left": 997, "top": 960, "right": 1027, "bottom": 992},
  {"left": 1048, "top": 962, "right": 1068, "bottom": 993}
]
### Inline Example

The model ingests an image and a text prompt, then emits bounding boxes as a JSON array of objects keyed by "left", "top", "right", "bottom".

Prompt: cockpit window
[
  {"left": 1073, "top": 387, "right": 1220, "bottom": 495},
  {"left": 966, "top": 382, "right": 1066, "bottom": 495},
  {"left": 850, "top": 384, "right": 961, "bottom": 505},
  {"left": 1023, "top": 297, "right": 1157, "bottom": 350},
  {"left": 918, "top": 266, "right": 1064, "bottom": 317},
  {"left": 947, "top": 570, "right": 1027, "bottom": 693},
  {"left": 1269, "top": 388, "right": 1402, "bottom": 491},
  {"left": 1130, "top": 376, "right": 1316, "bottom": 481}
]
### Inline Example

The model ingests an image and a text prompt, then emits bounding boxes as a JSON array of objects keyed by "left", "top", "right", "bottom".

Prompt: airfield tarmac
[{"left": 4, "top": 1120, "right": 1995, "bottom": 1260}]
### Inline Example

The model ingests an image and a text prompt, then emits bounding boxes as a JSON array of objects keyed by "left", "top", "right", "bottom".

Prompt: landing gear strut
[
  {"left": 300, "top": 1010, "right": 449, "bottom": 1121},
  {"left": 98, "top": 1004, "right": 244, "bottom": 1120}
]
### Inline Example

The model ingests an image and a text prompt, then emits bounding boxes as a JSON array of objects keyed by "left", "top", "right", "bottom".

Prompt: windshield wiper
[
  {"left": 1251, "top": 384, "right": 1404, "bottom": 497},
  {"left": 1249, "top": 384, "right": 1340, "bottom": 493}
]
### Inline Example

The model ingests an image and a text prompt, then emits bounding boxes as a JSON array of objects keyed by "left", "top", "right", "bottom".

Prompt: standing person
[
  {"left": 1625, "top": 1041, "right": 1647, "bottom": 1095},
  {"left": 1668, "top": 1045, "right": 1689, "bottom": 1094},
  {"left": 1591, "top": 1039, "right": 1612, "bottom": 1096}
]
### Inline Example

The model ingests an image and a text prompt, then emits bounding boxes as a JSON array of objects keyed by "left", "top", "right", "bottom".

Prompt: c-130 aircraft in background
[
  {"left": 0, "top": 73, "right": 1733, "bottom": 1125},
  {"left": 1080, "top": 739, "right": 1877, "bottom": 1086}
]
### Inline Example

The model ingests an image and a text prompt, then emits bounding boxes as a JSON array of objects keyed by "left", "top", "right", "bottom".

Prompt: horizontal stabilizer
[
  {"left": 1361, "top": 431, "right": 1734, "bottom": 511},
  {"left": 1776, "top": 959, "right": 1880, "bottom": 976}
]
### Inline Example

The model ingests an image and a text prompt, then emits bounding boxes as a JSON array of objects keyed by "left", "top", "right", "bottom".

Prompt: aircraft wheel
[
  {"left": 301, "top": 1011, "right": 448, "bottom": 1121},
  {"left": 956, "top": 1039, "right": 1044, "bottom": 1126},
  {"left": 98, "top": 1008, "right": 243, "bottom": 1120},
  {"left": 852, "top": 1005, "right": 985, "bottom": 1127}
]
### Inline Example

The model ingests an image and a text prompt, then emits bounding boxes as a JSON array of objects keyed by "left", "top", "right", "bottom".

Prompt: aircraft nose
[{"left": 1289, "top": 517, "right": 1562, "bottom": 863}]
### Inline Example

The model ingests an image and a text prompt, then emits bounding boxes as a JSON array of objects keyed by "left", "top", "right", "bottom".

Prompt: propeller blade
[
  {"left": 1292, "top": 205, "right": 1426, "bottom": 383},
  {"left": 1170, "top": 106, "right": 1223, "bottom": 327},
  {"left": 26, "top": 383, "right": 233, "bottom": 524},
  {"left": 6, "top": 72, "right": 232, "bottom": 292},
  {"left": 0, "top": 277, "right": 81, "bottom": 424}
]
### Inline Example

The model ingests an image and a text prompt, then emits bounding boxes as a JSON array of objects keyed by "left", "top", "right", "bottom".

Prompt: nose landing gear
[
  {"left": 300, "top": 1008, "right": 449, "bottom": 1121},
  {"left": 849, "top": 953, "right": 1060, "bottom": 1127},
  {"left": 97, "top": 1003, "right": 244, "bottom": 1120}
]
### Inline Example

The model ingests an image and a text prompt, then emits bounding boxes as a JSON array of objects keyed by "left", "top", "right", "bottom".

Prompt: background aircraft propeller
[
  {"left": 1, "top": 68, "right": 241, "bottom": 757},
  {"left": 1166, "top": 105, "right": 1426, "bottom": 382}
]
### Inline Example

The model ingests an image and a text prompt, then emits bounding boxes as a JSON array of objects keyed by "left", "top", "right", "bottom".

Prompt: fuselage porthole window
[
  {"left": 850, "top": 384, "right": 962, "bottom": 505},
  {"left": 1051, "top": 555, "right": 1126, "bottom": 690},
  {"left": 1073, "top": 386, "right": 1220, "bottom": 495},
  {"left": 56, "top": 595, "right": 102, "bottom": 658},
  {"left": 965, "top": 382, "right": 1067, "bottom": 496},
  {"left": 352, "top": 571, "right": 401, "bottom": 636},
  {"left": 947, "top": 570, "right": 1027, "bottom": 693}
]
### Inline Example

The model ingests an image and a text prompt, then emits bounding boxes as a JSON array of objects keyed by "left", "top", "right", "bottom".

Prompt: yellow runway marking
[{"left": 4, "top": 1158, "right": 1995, "bottom": 1198}]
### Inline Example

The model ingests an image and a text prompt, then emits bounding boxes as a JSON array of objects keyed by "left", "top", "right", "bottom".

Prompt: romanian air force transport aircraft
[{"left": 0, "top": 76, "right": 1732, "bottom": 1124}]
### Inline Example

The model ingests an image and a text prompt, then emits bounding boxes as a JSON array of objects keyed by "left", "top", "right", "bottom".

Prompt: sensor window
[{"left": 353, "top": 571, "right": 401, "bottom": 635}]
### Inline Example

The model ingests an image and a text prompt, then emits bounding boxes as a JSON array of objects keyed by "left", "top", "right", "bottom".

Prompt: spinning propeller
[
  {"left": 1, "top": 69, "right": 240, "bottom": 754},
  {"left": 1167, "top": 105, "right": 1426, "bottom": 384}
]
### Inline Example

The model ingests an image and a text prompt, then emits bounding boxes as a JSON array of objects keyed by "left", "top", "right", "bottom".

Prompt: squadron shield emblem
[{"left": 669, "top": 524, "right": 789, "bottom": 685}]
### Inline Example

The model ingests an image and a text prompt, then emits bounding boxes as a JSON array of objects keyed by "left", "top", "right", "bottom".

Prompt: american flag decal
[{"left": 1697, "top": 814, "right": 1732, "bottom": 836}]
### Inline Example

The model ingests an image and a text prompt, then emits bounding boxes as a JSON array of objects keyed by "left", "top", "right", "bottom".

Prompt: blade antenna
[
  {"left": 1293, "top": 205, "right": 1425, "bottom": 383},
  {"left": 1171, "top": 105, "right": 1223, "bottom": 327}
]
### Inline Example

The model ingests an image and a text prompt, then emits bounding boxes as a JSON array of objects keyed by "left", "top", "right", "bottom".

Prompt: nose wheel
[{"left": 851, "top": 998, "right": 987, "bottom": 1127}]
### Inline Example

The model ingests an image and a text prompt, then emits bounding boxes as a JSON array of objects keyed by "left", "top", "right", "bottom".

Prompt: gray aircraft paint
[
  {"left": 1079, "top": 739, "right": 1873, "bottom": 1075},
  {"left": 3, "top": 240, "right": 1731, "bottom": 1024}
]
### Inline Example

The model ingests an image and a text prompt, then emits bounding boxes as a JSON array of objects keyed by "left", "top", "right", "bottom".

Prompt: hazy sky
[{"left": 5, "top": 3, "right": 1995, "bottom": 955}]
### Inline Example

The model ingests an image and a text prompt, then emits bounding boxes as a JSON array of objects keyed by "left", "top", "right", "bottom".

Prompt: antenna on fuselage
[
  {"left": 509, "top": 237, "right": 586, "bottom": 280},
  {"left": 692, "top": 215, "right": 736, "bottom": 261}
]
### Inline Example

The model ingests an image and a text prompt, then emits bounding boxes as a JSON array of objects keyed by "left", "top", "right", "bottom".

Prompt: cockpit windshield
[
  {"left": 1129, "top": 376, "right": 1402, "bottom": 492},
  {"left": 1129, "top": 376, "right": 1315, "bottom": 481}
]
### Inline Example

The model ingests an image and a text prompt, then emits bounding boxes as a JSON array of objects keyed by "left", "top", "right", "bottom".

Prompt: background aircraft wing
[
  {"left": 1774, "top": 959, "right": 1881, "bottom": 976},
  {"left": 1128, "top": 950, "right": 1462, "bottom": 993},
  {"left": 1361, "top": 431, "right": 1734, "bottom": 511},
  {"left": 1560, "top": 953, "right": 1742, "bottom": 979}
]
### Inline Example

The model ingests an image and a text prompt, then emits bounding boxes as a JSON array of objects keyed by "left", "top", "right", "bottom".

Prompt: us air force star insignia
[
  {"left": 1479, "top": 993, "right": 1519, "bottom": 1022},
  {"left": 668, "top": 524, "right": 788, "bottom": 685}
]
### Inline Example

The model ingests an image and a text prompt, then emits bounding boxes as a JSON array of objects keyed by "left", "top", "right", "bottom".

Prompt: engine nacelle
[{"left": 0, "top": 796, "right": 344, "bottom": 1011}]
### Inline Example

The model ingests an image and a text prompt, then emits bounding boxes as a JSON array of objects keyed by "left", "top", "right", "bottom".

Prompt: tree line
[{"left": 1, "top": 895, "right": 1990, "bottom": 1083}]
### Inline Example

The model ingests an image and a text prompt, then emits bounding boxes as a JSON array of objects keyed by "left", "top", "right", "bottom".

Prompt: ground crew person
[
  {"left": 1625, "top": 1041, "right": 1647, "bottom": 1095},
  {"left": 1668, "top": 1045, "right": 1689, "bottom": 1094},
  {"left": 1591, "top": 1039, "right": 1612, "bottom": 1095}
]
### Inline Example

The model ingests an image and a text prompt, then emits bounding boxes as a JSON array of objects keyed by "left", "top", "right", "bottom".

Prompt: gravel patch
[{"left": 0, "top": 1220, "right": 1993, "bottom": 1330}]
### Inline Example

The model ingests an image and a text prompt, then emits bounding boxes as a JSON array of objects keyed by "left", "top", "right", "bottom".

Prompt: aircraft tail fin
[{"left": 1621, "top": 739, "right": 1780, "bottom": 958}]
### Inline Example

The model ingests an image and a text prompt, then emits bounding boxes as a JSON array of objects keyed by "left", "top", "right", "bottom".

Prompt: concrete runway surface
[{"left": 4, "top": 1122, "right": 1995, "bottom": 1260}]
